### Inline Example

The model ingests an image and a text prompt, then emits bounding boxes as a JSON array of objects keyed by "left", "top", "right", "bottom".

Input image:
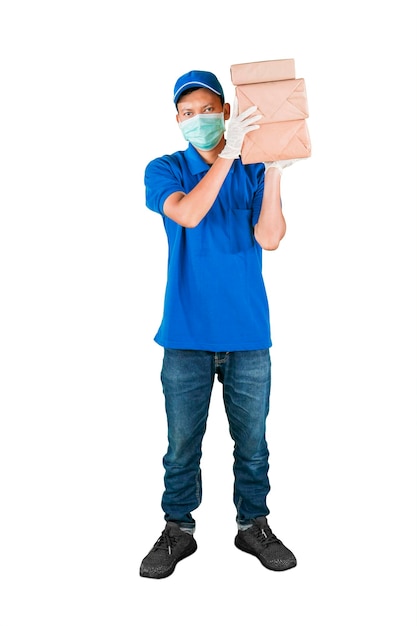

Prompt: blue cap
[{"left": 173, "top": 70, "right": 224, "bottom": 105}]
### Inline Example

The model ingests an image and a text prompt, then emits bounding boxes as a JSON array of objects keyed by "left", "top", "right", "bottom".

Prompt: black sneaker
[
  {"left": 139, "top": 521, "right": 197, "bottom": 579},
  {"left": 235, "top": 516, "right": 297, "bottom": 571}
]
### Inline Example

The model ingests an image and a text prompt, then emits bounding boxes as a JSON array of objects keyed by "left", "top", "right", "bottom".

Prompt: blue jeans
[{"left": 160, "top": 349, "right": 271, "bottom": 528}]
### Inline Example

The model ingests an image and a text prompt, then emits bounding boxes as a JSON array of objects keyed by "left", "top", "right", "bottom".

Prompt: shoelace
[
  {"left": 253, "top": 523, "right": 283, "bottom": 546},
  {"left": 152, "top": 529, "right": 178, "bottom": 556}
]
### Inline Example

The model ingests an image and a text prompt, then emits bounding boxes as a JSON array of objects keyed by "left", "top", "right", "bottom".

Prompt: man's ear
[{"left": 223, "top": 102, "right": 231, "bottom": 121}]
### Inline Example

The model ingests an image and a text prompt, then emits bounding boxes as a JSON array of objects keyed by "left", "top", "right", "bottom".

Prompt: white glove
[
  {"left": 264, "top": 159, "right": 299, "bottom": 174},
  {"left": 218, "top": 98, "right": 262, "bottom": 160}
]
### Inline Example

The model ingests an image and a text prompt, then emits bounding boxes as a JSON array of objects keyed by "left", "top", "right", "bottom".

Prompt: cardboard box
[{"left": 230, "top": 58, "right": 295, "bottom": 85}]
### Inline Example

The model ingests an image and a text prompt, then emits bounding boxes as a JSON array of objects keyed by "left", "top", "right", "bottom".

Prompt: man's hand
[
  {"left": 218, "top": 98, "right": 262, "bottom": 160},
  {"left": 264, "top": 159, "right": 299, "bottom": 174}
]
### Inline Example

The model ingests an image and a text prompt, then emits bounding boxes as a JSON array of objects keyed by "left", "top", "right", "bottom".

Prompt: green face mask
[{"left": 179, "top": 113, "right": 225, "bottom": 150}]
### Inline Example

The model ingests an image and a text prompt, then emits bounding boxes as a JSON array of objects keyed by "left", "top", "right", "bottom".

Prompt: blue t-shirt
[{"left": 145, "top": 143, "right": 272, "bottom": 351}]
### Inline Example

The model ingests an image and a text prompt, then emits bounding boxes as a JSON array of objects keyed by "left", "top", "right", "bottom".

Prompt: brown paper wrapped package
[
  {"left": 230, "top": 59, "right": 295, "bottom": 84},
  {"left": 241, "top": 120, "right": 311, "bottom": 163},
  {"left": 230, "top": 59, "right": 311, "bottom": 164},
  {"left": 236, "top": 78, "right": 309, "bottom": 123}
]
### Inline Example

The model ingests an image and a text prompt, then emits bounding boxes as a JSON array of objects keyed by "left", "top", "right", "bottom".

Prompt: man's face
[{"left": 176, "top": 88, "right": 230, "bottom": 123}]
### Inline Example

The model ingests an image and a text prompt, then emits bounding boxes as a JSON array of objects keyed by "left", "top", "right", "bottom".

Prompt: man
[{"left": 140, "top": 70, "right": 297, "bottom": 579}]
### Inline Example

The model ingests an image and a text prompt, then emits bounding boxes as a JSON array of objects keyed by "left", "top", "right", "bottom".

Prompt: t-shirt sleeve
[
  {"left": 144, "top": 156, "right": 183, "bottom": 216},
  {"left": 250, "top": 165, "right": 266, "bottom": 227}
]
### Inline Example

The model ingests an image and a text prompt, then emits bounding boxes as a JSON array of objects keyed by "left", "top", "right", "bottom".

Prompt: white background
[{"left": 1, "top": 1, "right": 416, "bottom": 624}]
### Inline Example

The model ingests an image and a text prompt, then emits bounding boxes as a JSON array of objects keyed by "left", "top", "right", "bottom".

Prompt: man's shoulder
[
  {"left": 145, "top": 150, "right": 189, "bottom": 183},
  {"left": 146, "top": 149, "right": 187, "bottom": 169}
]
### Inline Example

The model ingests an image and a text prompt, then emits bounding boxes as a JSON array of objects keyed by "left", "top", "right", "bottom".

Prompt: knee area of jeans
[
  {"left": 235, "top": 441, "right": 269, "bottom": 460},
  {"left": 165, "top": 444, "right": 203, "bottom": 465}
]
